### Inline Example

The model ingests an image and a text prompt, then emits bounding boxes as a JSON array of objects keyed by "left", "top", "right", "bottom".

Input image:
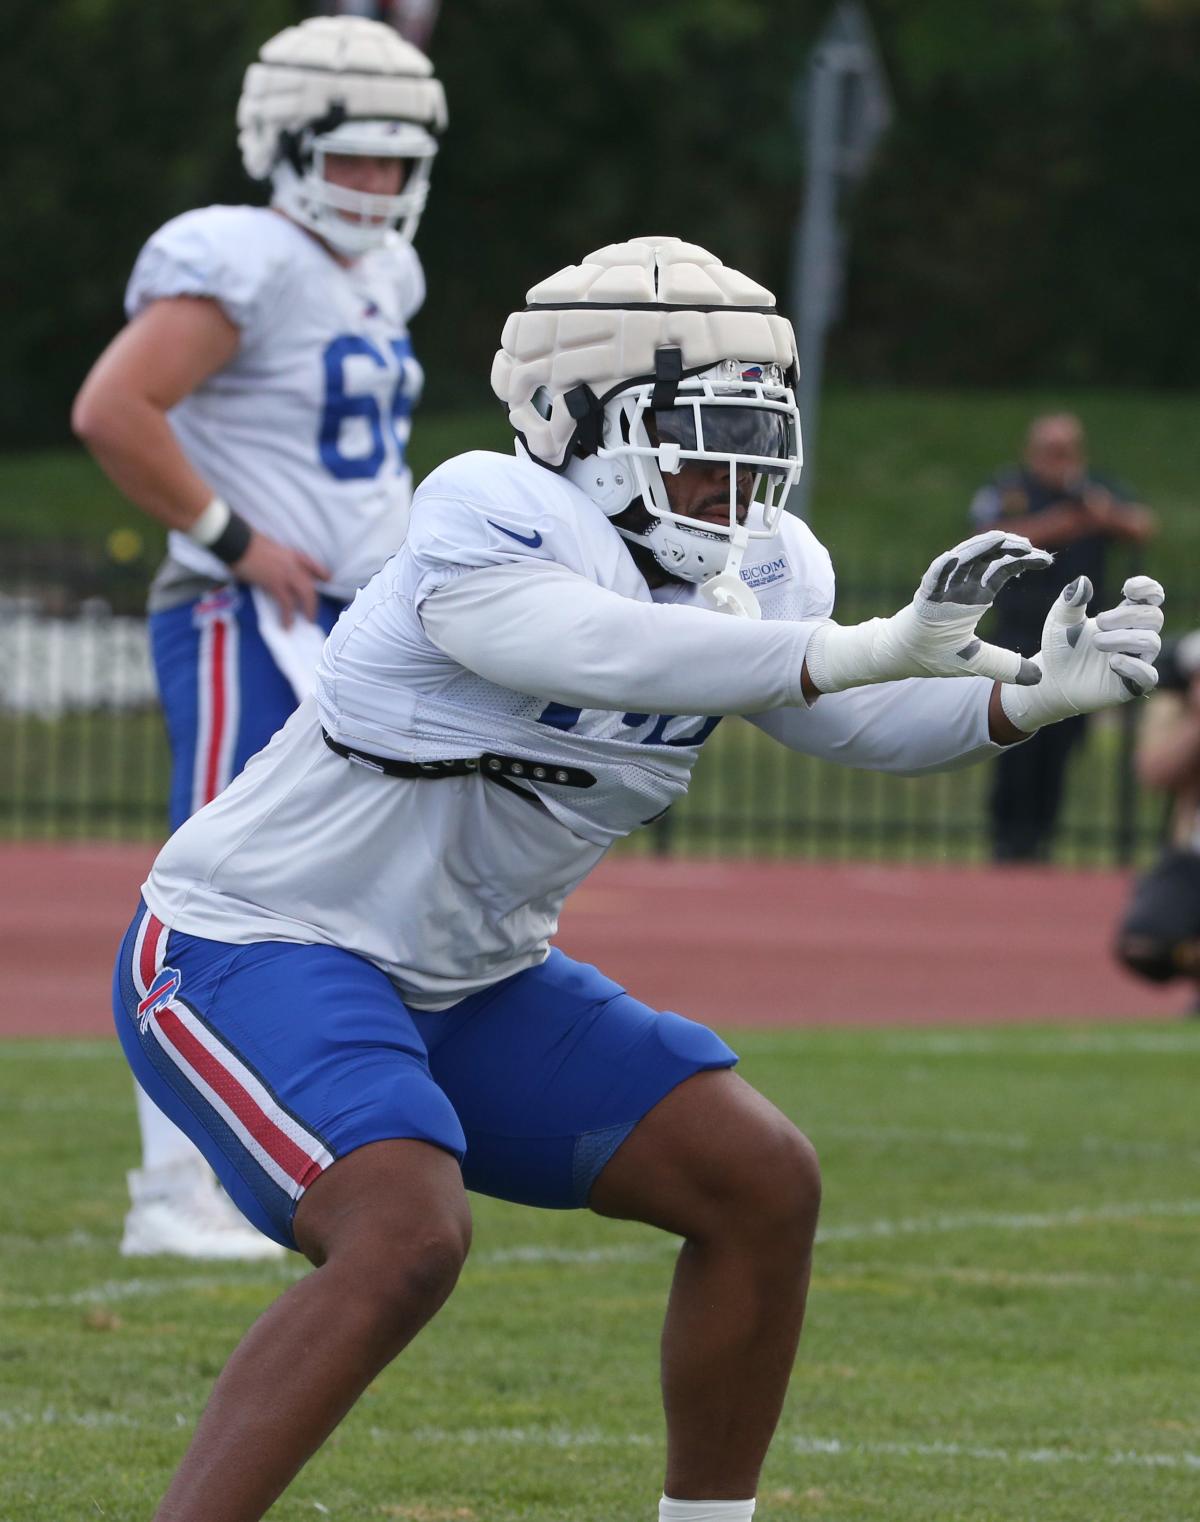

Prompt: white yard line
[
  {"left": 737, "top": 1031, "right": 1200, "bottom": 1059},
  {"left": 2, "top": 1269, "right": 304, "bottom": 1309},
  {"left": 0, "top": 1040, "right": 116, "bottom": 1061},
  {"left": 817, "top": 1197, "right": 1200, "bottom": 1243},
  {"left": 8, "top": 1198, "right": 1200, "bottom": 1308},
  {"left": 819, "top": 1122, "right": 1200, "bottom": 1162},
  {"left": 474, "top": 1242, "right": 666, "bottom": 1267},
  {"left": 823, "top": 1261, "right": 1200, "bottom": 1294},
  {"left": 874, "top": 1031, "right": 1200, "bottom": 1057},
  {"left": 785, "top": 1433, "right": 1200, "bottom": 1472},
  {"left": 8, "top": 1095, "right": 129, "bottom": 1115},
  {"left": 394, "top": 1424, "right": 1200, "bottom": 1472},
  {"left": 821, "top": 1122, "right": 1034, "bottom": 1151},
  {"left": 2, "top": 1408, "right": 1195, "bottom": 1474},
  {"left": 0, "top": 1407, "right": 193, "bottom": 1431}
]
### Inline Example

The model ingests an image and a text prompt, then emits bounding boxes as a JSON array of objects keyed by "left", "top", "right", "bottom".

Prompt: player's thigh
[
  {"left": 113, "top": 900, "right": 466, "bottom": 1249},
  {"left": 413, "top": 949, "right": 737, "bottom": 1210},
  {"left": 589, "top": 1068, "right": 821, "bottom": 1244}
]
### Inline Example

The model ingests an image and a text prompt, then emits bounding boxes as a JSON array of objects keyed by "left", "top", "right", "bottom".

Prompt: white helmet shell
[{"left": 237, "top": 16, "right": 447, "bottom": 253}]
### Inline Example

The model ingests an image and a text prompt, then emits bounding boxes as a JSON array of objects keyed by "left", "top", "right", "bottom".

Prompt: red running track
[{"left": 0, "top": 844, "right": 1186, "bottom": 1038}]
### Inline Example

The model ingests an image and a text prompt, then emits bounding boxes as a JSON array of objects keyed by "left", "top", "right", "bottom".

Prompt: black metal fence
[{"left": 0, "top": 538, "right": 1176, "bottom": 865}]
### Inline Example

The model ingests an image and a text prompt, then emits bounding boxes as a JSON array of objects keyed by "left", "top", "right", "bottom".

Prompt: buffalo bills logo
[
  {"left": 137, "top": 966, "right": 182, "bottom": 1034},
  {"left": 192, "top": 586, "right": 241, "bottom": 629}
]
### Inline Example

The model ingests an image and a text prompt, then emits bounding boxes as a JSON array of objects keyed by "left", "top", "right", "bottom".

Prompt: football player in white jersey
[
  {"left": 74, "top": 15, "right": 446, "bottom": 1261},
  {"left": 112, "top": 238, "right": 1163, "bottom": 1522}
]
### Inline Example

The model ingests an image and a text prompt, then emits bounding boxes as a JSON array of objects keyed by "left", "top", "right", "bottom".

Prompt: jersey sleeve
[
  {"left": 420, "top": 561, "right": 819, "bottom": 715},
  {"left": 749, "top": 675, "right": 1002, "bottom": 774},
  {"left": 124, "top": 207, "right": 287, "bottom": 336}
]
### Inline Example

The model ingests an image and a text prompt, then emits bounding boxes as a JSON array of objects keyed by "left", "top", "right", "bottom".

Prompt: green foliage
[
  {"left": 1, "top": 0, "right": 309, "bottom": 444},
  {"left": 414, "top": 0, "right": 813, "bottom": 409},
  {"left": 4, "top": 1025, "right": 1200, "bottom": 1519},
  {"left": 4, "top": 1, "right": 1200, "bottom": 438},
  {"left": 843, "top": 1, "right": 1200, "bottom": 384}
]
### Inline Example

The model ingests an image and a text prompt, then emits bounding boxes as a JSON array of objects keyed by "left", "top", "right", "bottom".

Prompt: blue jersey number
[
  {"left": 538, "top": 703, "right": 721, "bottom": 749},
  {"left": 319, "top": 335, "right": 415, "bottom": 481}
]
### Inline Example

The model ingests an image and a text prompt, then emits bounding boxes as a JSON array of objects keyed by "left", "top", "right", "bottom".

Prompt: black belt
[{"left": 321, "top": 729, "right": 596, "bottom": 789}]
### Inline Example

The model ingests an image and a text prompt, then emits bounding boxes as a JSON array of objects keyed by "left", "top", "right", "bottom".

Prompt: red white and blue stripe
[
  {"left": 126, "top": 906, "right": 334, "bottom": 1209},
  {"left": 190, "top": 591, "right": 241, "bottom": 815}
]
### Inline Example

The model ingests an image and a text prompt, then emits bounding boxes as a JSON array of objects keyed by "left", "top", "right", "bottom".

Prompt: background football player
[
  {"left": 73, "top": 14, "right": 447, "bottom": 1260},
  {"left": 110, "top": 236, "right": 1164, "bottom": 1522}
]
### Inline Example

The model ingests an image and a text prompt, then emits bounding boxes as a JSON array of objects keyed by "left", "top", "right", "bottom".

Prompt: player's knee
[
  {"left": 392, "top": 1220, "right": 472, "bottom": 1311},
  {"left": 349, "top": 1211, "right": 472, "bottom": 1329},
  {"left": 704, "top": 1114, "right": 821, "bottom": 1251},
  {"left": 749, "top": 1120, "right": 822, "bottom": 1244},
  {"left": 1114, "top": 930, "right": 1177, "bottom": 983}
]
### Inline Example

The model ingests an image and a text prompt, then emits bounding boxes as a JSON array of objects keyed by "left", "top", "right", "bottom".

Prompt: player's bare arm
[
  {"left": 72, "top": 296, "right": 239, "bottom": 528},
  {"left": 72, "top": 297, "right": 330, "bottom": 624}
]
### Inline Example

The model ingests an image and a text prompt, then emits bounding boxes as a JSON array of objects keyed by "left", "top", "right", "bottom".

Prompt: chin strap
[
  {"left": 699, "top": 575, "right": 761, "bottom": 618},
  {"left": 697, "top": 525, "right": 761, "bottom": 618}
]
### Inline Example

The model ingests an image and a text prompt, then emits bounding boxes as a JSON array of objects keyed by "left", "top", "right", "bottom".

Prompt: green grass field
[{"left": 3, "top": 1024, "right": 1199, "bottom": 1522}]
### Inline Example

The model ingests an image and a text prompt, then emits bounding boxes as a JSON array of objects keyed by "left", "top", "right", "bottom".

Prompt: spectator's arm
[
  {"left": 1136, "top": 688, "right": 1200, "bottom": 791},
  {"left": 1080, "top": 488, "right": 1157, "bottom": 545},
  {"left": 970, "top": 482, "right": 1095, "bottom": 550},
  {"left": 987, "top": 503, "right": 1106, "bottom": 550}
]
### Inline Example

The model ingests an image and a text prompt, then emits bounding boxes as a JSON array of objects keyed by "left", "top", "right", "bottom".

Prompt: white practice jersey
[
  {"left": 146, "top": 448, "right": 1003, "bottom": 1009},
  {"left": 127, "top": 205, "right": 425, "bottom": 600}
]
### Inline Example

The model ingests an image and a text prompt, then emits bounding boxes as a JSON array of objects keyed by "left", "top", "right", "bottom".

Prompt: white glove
[
  {"left": 1000, "top": 574, "right": 1164, "bottom": 734},
  {"left": 805, "top": 531, "right": 1052, "bottom": 694}
]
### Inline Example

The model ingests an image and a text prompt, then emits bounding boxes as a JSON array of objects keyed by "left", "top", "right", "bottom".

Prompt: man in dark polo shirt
[{"left": 969, "top": 412, "right": 1156, "bottom": 861}]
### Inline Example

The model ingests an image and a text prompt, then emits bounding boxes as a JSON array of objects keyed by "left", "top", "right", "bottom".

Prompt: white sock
[
  {"left": 659, "top": 1498, "right": 756, "bottom": 1522},
  {"left": 134, "top": 1082, "right": 208, "bottom": 1173}
]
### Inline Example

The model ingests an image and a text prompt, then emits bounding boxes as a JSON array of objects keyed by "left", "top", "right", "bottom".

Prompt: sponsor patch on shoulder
[{"left": 740, "top": 554, "right": 791, "bottom": 592}]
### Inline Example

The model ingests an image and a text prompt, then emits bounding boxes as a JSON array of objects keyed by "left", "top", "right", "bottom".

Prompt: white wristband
[{"left": 187, "top": 496, "right": 232, "bottom": 548}]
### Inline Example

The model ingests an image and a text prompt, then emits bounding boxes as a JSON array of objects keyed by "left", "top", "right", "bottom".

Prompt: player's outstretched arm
[
  {"left": 803, "top": 531, "right": 1052, "bottom": 695},
  {"left": 996, "top": 574, "right": 1164, "bottom": 735}
]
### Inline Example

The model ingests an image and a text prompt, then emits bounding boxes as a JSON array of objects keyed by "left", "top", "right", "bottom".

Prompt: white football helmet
[
  {"left": 237, "top": 16, "right": 447, "bottom": 256},
  {"left": 491, "top": 237, "right": 803, "bottom": 595}
]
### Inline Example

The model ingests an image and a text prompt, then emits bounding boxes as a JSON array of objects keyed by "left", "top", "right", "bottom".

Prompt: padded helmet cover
[
  {"left": 491, "top": 237, "right": 798, "bottom": 469},
  {"left": 237, "top": 16, "right": 447, "bottom": 181}
]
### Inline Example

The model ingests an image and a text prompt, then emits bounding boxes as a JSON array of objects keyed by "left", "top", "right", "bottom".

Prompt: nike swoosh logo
[{"left": 487, "top": 520, "right": 543, "bottom": 549}]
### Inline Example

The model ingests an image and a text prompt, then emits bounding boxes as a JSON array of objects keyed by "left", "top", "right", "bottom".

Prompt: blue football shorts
[
  {"left": 149, "top": 586, "right": 343, "bottom": 831},
  {"left": 113, "top": 901, "right": 737, "bottom": 1248}
]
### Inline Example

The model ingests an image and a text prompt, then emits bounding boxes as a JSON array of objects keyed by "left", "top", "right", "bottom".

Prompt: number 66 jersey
[{"left": 127, "top": 204, "right": 425, "bottom": 600}]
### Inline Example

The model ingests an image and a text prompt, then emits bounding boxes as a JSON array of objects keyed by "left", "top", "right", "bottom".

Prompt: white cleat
[{"left": 120, "top": 1159, "right": 287, "bottom": 1261}]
